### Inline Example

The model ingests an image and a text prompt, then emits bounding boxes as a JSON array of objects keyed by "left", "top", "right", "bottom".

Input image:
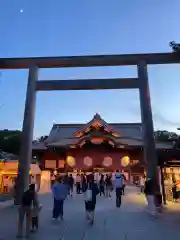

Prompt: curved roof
[{"left": 32, "top": 114, "right": 174, "bottom": 150}]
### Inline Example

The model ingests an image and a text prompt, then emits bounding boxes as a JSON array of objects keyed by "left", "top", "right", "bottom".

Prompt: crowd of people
[{"left": 16, "top": 170, "right": 126, "bottom": 238}]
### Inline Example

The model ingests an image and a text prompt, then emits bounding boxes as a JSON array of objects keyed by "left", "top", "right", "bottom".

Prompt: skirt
[{"left": 85, "top": 201, "right": 95, "bottom": 212}]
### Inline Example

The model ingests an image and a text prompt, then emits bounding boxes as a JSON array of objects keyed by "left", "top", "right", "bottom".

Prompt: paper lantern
[
  {"left": 66, "top": 156, "right": 76, "bottom": 167},
  {"left": 84, "top": 156, "right": 92, "bottom": 166},
  {"left": 103, "top": 156, "right": 112, "bottom": 167},
  {"left": 121, "top": 156, "right": 130, "bottom": 167}
]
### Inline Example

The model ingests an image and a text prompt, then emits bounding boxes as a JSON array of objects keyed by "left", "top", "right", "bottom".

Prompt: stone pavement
[{"left": 0, "top": 186, "right": 180, "bottom": 240}]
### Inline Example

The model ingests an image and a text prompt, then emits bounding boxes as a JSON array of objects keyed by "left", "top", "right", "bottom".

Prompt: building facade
[{"left": 32, "top": 113, "right": 174, "bottom": 183}]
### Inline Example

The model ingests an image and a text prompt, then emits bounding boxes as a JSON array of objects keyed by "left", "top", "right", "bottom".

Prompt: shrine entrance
[{"left": 1, "top": 51, "right": 180, "bottom": 202}]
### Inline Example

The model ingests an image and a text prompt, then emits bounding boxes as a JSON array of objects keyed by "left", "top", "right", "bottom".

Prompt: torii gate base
[{"left": 2, "top": 52, "right": 178, "bottom": 203}]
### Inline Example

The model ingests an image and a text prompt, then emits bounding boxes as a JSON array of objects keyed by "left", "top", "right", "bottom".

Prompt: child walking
[{"left": 31, "top": 204, "right": 42, "bottom": 232}]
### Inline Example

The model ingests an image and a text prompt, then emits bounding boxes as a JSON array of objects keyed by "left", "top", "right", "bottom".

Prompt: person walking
[
  {"left": 172, "top": 180, "right": 178, "bottom": 202},
  {"left": 121, "top": 174, "right": 126, "bottom": 195},
  {"left": 144, "top": 178, "right": 156, "bottom": 216},
  {"left": 139, "top": 176, "right": 145, "bottom": 194},
  {"left": 16, "top": 184, "right": 37, "bottom": 238},
  {"left": 114, "top": 170, "right": 123, "bottom": 207},
  {"left": 68, "top": 174, "right": 74, "bottom": 197},
  {"left": 81, "top": 174, "right": 87, "bottom": 194},
  {"left": 76, "top": 174, "right": 81, "bottom": 194},
  {"left": 84, "top": 174, "right": 99, "bottom": 225},
  {"left": 99, "top": 174, "right": 105, "bottom": 196},
  {"left": 52, "top": 177, "right": 68, "bottom": 221},
  {"left": 105, "top": 174, "right": 112, "bottom": 198},
  {"left": 31, "top": 194, "right": 42, "bottom": 232}
]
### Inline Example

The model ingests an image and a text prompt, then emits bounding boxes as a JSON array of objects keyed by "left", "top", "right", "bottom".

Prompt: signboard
[
  {"left": 59, "top": 160, "right": 65, "bottom": 168},
  {"left": 45, "top": 160, "right": 56, "bottom": 169}
]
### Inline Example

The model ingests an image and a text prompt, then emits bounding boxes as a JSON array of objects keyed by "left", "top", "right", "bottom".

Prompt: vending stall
[{"left": 0, "top": 160, "right": 41, "bottom": 194}]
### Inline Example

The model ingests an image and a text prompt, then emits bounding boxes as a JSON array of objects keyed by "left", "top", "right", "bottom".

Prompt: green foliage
[
  {"left": 154, "top": 130, "right": 178, "bottom": 142},
  {"left": 0, "top": 130, "right": 48, "bottom": 155},
  {"left": 37, "top": 135, "right": 48, "bottom": 142},
  {"left": 0, "top": 130, "right": 22, "bottom": 155}
]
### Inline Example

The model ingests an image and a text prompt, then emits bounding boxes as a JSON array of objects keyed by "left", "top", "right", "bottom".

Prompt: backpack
[{"left": 22, "top": 190, "right": 34, "bottom": 206}]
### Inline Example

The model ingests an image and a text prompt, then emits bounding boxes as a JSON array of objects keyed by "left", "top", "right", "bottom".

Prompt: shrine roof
[
  {"left": 46, "top": 115, "right": 142, "bottom": 144},
  {"left": 31, "top": 114, "right": 174, "bottom": 150}
]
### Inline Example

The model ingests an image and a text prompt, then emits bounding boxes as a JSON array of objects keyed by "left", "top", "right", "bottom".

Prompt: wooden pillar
[
  {"left": 15, "top": 66, "right": 38, "bottom": 204},
  {"left": 160, "top": 165, "right": 166, "bottom": 204},
  {"left": 137, "top": 61, "right": 158, "bottom": 182}
]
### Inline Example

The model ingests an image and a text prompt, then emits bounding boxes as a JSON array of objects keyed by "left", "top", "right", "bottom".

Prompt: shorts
[{"left": 85, "top": 201, "right": 95, "bottom": 212}]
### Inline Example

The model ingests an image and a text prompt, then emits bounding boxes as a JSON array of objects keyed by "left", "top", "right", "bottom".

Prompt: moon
[{"left": 20, "top": 9, "right": 24, "bottom": 13}]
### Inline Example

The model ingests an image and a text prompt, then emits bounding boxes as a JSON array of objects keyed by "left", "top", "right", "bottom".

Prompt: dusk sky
[{"left": 0, "top": 0, "right": 180, "bottom": 138}]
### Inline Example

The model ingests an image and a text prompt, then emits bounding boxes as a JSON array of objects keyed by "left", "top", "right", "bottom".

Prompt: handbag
[{"left": 85, "top": 188, "right": 92, "bottom": 201}]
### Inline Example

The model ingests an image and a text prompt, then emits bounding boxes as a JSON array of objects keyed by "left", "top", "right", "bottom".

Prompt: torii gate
[{"left": 0, "top": 50, "right": 180, "bottom": 202}]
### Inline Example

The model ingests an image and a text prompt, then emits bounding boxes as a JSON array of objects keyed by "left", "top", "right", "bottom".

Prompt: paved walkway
[{"left": 0, "top": 186, "right": 180, "bottom": 239}]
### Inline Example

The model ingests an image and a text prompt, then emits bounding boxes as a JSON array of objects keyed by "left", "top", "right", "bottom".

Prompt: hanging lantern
[
  {"left": 91, "top": 138, "right": 103, "bottom": 144},
  {"left": 108, "top": 140, "right": 115, "bottom": 146},
  {"left": 84, "top": 156, "right": 92, "bottom": 166},
  {"left": 121, "top": 156, "right": 130, "bottom": 167},
  {"left": 103, "top": 156, "right": 112, "bottom": 167},
  {"left": 66, "top": 156, "right": 76, "bottom": 167},
  {"left": 79, "top": 140, "right": 86, "bottom": 148}
]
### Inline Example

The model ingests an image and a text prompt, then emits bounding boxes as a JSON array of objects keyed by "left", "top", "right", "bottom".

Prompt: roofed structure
[{"left": 32, "top": 114, "right": 174, "bottom": 150}]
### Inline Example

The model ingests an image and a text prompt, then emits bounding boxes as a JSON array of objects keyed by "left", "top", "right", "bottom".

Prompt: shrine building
[{"left": 32, "top": 113, "right": 174, "bottom": 182}]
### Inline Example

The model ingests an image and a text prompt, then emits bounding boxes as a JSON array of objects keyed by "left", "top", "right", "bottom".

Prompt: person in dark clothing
[
  {"left": 144, "top": 178, "right": 156, "bottom": 215},
  {"left": 68, "top": 174, "right": 74, "bottom": 197},
  {"left": 105, "top": 175, "right": 112, "bottom": 198},
  {"left": 17, "top": 184, "right": 37, "bottom": 238},
  {"left": 81, "top": 174, "right": 87, "bottom": 193},
  {"left": 154, "top": 192, "right": 163, "bottom": 212},
  {"left": 84, "top": 174, "right": 99, "bottom": 225},
  {"left": 172, "top": 181, "right": 178, "bottom": 202},
  {"left": 76, "top": 174, "right": 81, "bottom": 194},
  {"left": 121, "top": 174, "right": 126, "bottom": 195},
  {"left": 99, "top": 174, "right": 105, "bottom": 196}
]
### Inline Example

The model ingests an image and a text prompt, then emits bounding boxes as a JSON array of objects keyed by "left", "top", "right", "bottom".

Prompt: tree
[
  {"left": 169, "top": 41, "right": 180, "bottom": 52},
  {"left": 154, "top": 130, "right": 178, "bottom": 142},
  {"left": 0, "top": 130, "right": 22, "bottom": 155},
  {"left": 37, "top": 135, "right": 48, "bottom": 142}
]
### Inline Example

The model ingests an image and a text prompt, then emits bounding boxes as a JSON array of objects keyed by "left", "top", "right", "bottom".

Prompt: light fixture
[
  {"left": 69, "top": 145, "right": 76, "bottom": 148},
  {"left": 121, "top": 156, "right": 130, "bottom": 167},
  {"left": 79, "top": 140, "right": 86, "bottom": 147},
  {"left": 91, "top": 138, "right": 103, "bottom": 144},
  {"left": 84, "top": 156, "right": 92, "bottom": 166},
  {"left": 66, "top": 156, "right": 76, "bottom": 167},
  {"left": 108, "top": 140, "right": 115, "bottom": 146},
  {"left": 103, "top": 156, "right": 112, "bottom": 167}
]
